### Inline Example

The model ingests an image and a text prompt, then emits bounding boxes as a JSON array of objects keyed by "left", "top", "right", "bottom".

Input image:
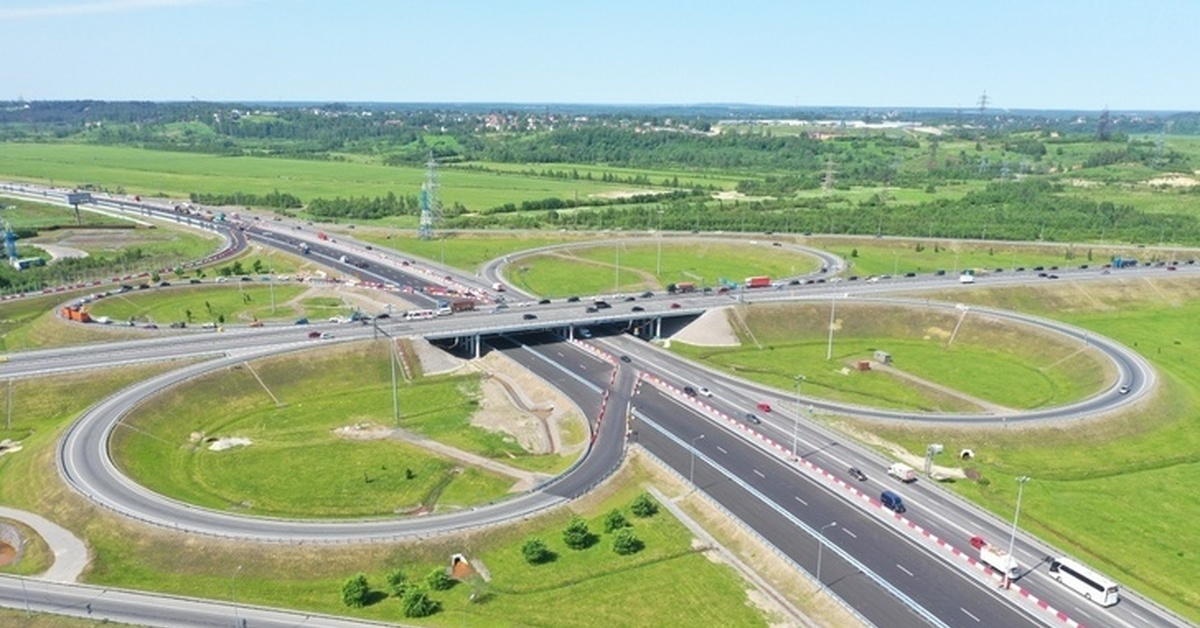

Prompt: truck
[
  {"left": 1111, "top": 256, "right": 1138, "bottom": 268},
  {"left": 970, "top": 536, "right": 1020, "bottom": 580},
  {"left": 450, "top": 299, "right": 476, "bottom": 313},
  {"left": 959, "top": 273, "right": 975, "bottom": 284},
  {"left": 887, "top": 463, "right": 917, "bottom": 483},
  {"left": 675, "top": 281, "right": 696, "bottom": 293},
  {"left": 745, "top": 276, "right": 771, "bottom": 289},
  {"left": 491, "top": 282, "right": 506, "bottom": 292},
  {"left": 59, "top": 305, "right": 92, "bottom": 323}
]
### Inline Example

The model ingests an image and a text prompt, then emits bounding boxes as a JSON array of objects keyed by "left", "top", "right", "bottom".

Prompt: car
[
  {"left": 376, "top": 313, "right": 390, "bottom": 319},
  {"left": 904, "top": 272, "right": 916, "bottom": 278},
  {"left": 1168, "top": 266, "right": 1178, "bottom": 271},
  {"left": 585, "top": 306, "right": 598, "bottom": 313},
  {"left": 934, "top": 270, "right": 946, "bottom": 276},
  {"left": 188, "top": 279, "right": 201, "bottom": 284},
  {"left": 670, "top": 303, "right": 682, "bottom": 309},
  {"left": 683, "top": 386, "right": 697, "bottom": 396},
  {"left": 624, "top": 296, "right": 637, "bottom": 302},
  {"left": 848, "top": 467, "right": 868, "bottom": 481},
  {"left": 578, "top": 328, "right": 592, "bottom": 338},
  {"left": 522, "top": 313, "right": 537, "bottom": 320},
  {"left": 594, "top": 301, "right": 612, "bottom": 309},
  {"left": 619, "top": 355, "right": 632, "bottom": 364},
  {"left": 1119, "top": 385, "right": 1131, "bottom": 395},
  {"left": 744, "top": 412, "right": 761, "bottom": 425},
  {"left": 142, "top": 323, "right": 158, "bottom": 330},
  {"left": 698, "top": 386, "right": 712, "bottom": 397},
  {"left": 756, "top": 402, "right": 772, "bottom": 412},
  {"left": 640, "top": 291, "right": 654, "bottom": 298},
  {"left": 308, "top": 331, "right": 322, "bottom": 339},
  {"left": 631, "top": 306, "right": 645, "bottom": 312},
  {"left": 538, "top": 299, "right": 552, "bottom": 305},
  {"left": 788, "top": 279, "right": 801, "bottom": 286},
  {"left": 566, "top": 296, "right": 581, "bottom": 302}
]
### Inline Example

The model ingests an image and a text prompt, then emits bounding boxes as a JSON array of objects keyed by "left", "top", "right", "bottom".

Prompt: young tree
[
  {"left": 402, "top": 588, "right": 439, "bottom": 618},
  {"left": 630, "top": 492, "right": 659, "bottom": 518},
  {"left": 612, "top": 528, "right": 644, "bottom": 555},
  {"left": 426, "top": 567, "right": 454, "bottom": 591},
  {"left": 521, "top": 537, "right": 552, "bottom": 565},
  {"left": 385, "top": 568, "right": 409, "bottom": 596},
  {"left": 341, "top": 573, "right": 370, "bottom": 608},
  {"left": 603, "top": 508, "right": 629, "bottom": 533},
  {"left": 563, "top": 516, "right": 594, "bottom": 550}
]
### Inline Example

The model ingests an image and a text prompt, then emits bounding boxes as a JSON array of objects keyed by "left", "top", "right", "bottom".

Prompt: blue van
[{"left": 881, "top": 490, "right": 906, "bottom": 513}]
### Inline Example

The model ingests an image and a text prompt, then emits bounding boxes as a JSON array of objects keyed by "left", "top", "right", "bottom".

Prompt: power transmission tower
[
  {"left": 977, "top": 90, "right": 989, "bottom": 116},
  {"left": 821, "top": 155, "right": 837, "bottom": 194},
  {"left": 418, "top": 154, "right": 441, "bottom": 240},
  {"left": 1096, "top": 107, "right": 1112, "bottom": 142}
]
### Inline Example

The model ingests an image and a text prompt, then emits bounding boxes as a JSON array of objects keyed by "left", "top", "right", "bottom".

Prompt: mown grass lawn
[{"left": 87, "top": 284, "right": 309, "bottom": 325}]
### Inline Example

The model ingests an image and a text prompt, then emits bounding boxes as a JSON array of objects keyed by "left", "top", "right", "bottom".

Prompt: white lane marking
[
  {"left": 960, "top": 608, "right": 980, "bottom": 623},
  {"left": 842, "top": 528, "right": 858, "bottom": 539},
  {"left": 716, "top": 446, "right": 727, "bottom": 454},
  {"left": 752, "top": 469, "right": 765, "bottom": 478},
  {"left": 896, "top": 564, "right": 913, "bottom": 577},
  {"left": 795, "top": 496, "right": 808, "bottom": 506}
]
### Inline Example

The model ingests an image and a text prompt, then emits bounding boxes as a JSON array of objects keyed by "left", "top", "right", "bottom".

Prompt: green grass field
[
  {"left": 87, "top": 284, "right": 310, "bottom": 325},
  {"left": 0, "top": 144, "right": 656, "bottom": 213},
  {"left": 111, "top": 341, "right": 578, "bottom": 517},
  {"left": 353, "top": 230, "right": 597, "bottom": 272},
  {"left": 510, "top": 240, "right": 821, "bottom": 297},
  {"left": 671, "top": 302, "right": 1108, "bottom": 411}
]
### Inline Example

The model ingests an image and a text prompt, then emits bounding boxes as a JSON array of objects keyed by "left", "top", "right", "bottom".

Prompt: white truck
[
  {"left": 887, "top": 463, "right": 917, "bottom": 483},
  {"left": 959, "top": 273, "right": 975, "bottom": 284},
  {"left": 971, "top": 536, "right": 1020, "bottom": 579}
]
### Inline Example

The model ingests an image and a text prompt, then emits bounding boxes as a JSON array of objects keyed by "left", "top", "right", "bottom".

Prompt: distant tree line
[{"left": 189, "top": 190, "right": 303, "bottom": 209}]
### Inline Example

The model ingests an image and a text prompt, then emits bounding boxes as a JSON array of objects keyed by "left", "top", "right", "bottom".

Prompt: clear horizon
[{"left": 4, "top": 0, "right": 1198, "bottom": 112}]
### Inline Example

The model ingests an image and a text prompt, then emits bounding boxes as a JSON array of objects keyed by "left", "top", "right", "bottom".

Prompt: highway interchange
[{"left": 0, "top": 185, "right": 1195, "bottom": 627}]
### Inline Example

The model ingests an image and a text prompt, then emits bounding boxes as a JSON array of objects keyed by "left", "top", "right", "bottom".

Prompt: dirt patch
[
  {"left": 1147, "top": 174, "right": 1199, "bottom": 187},
  {"left": 467, "top": 351, "right": 587, "bottom": 458},
  {"left": 0, "top": 439, "right": 22, "bottom": 458},
  {"left": 588, "top": 189, "right": 672, "bottom": 200},
  {"left": 0, "top": 541, "right": 15, "bottom": 568},
  {"left": 670, "top": 307, "right": 739, "bottom": 346},
  {"left": 333, "top": 422, "right": 393, "bottom": 440}
]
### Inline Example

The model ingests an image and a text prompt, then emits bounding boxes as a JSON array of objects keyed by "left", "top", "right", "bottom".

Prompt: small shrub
[
  {"left": 522, "top": 537, "right": 552, "bottom": 565},
  {"left": 612, "top": 528, "right": 644, "bottom": 555},
  {"left": 630, "top": 492, "right": 659, "bottom": 518},
  {"left": 603, "top": 508, "right": 630, "bottom": 533},
  {"left": 385, "top": 568, "right": 409, "bottom": 596},
  {"left": 563, "top": 516, "right": 594, "bottom": 550},
  {"left": 402, "top": 589, "right": 440, "bottom": 618},
  {"left": 426, "top": 567, "right": 454, "bottom": 591},
  {"left": 341, "top": 573, "right": 369, "bottom": 608}
]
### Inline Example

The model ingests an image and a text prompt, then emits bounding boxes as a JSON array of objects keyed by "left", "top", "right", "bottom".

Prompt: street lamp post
[
  {"left": 825, "top": 295, "right": 837, "bottom": 361},
  {"left": 1004, "top": 476, "right": 1031, "bottom": 589},
  {"left": 231, "top": 564, "right": 243, "bottom": 627},
  {"left": 656, "top": 209, "right": 664, "bottom": 276},
  {"left": 792, "top": 375, "right": 805, "bottom": 460},
  {"left": 688, "top": 434, "right": 706, "bottom": 490},
  {"left": 817, "top": 521, "right": 837, "bottom": 589}
]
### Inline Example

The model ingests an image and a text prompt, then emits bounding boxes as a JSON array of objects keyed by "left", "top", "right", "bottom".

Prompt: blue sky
[{"left": 2, "top": 0, "right": 1196, "bottom": 111}]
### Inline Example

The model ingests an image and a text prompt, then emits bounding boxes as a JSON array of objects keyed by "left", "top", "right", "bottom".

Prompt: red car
[
  {"left": 670, "top": 303, "right": 682, "bottom": 309},
  {"left": 756, "top": 402, "right": 772, "bottom": 412}
]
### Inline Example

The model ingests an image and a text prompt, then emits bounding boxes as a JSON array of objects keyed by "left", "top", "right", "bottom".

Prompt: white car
[{"left": 698, "top": 386, "right": 712, "bottom": 397}]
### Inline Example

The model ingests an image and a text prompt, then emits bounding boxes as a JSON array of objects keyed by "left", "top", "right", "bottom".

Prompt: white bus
[
  {"left": 404, "top": 309, "right": 436, "bottom": 321},
  {"left": 1049, "top": 557, "right": 1119, "bottom": 607}
]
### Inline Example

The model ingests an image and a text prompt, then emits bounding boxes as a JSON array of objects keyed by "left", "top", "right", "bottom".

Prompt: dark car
[
  {"left": 308, "top": 331, "right": 322, "bottom": 339},
  {"left": 623, "top": 296, "right": 637, "bottom": 302},
  {"left": 619, "top": 355, "right": 632, "bottom": 363},
  {"left": 567, "top": 296, "right": 581, "bottom": 302},
  {"left": 594, "top": 301, "right": 612, "bottom": 309},
  {"left": 522, "top": 313, "right": 537, "bottom": 320},
  {"left": 640, "top": 291, "right": 654, "bottom": 298},
  {"left": 904, "top": 272, "right": 916, "bottom": 278},
  {"left": 538, "top": 299, "right": 551, "bottom": 305},
  {"left": 848, "top": 467, "right": 868, "bottom": 481},
  {"left": 683, "top": 386, "right": 697, "bottom": 396},
  {"left": 670, "top": 303, "right": 682, "bottom": 309},
  {"left": 631, "top": 306, "right": 645, "bottom": 312},
  {"left": 188, "top": 279, "right": 201, "bottom": 284},
  {"left": 744, "top": 412, "right": 761, "bottom": 425},
  {"left": 585, "top": 306, "right": 598, "bottom": 313},
  {"left": 375, "top": 312, "right": 391, "bottom": 319}
]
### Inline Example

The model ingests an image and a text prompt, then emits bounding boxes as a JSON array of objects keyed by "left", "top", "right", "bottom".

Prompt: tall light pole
[
  {"left": 817, "top": 521, "right": 837, "bottom": 589},
  {"left": 792, "top": 375, "right": 805, "bottom": 461},
  {"left": 825, "top": 295, "right": 837, "bottom": 361},
  {"left": 656, "top": 209, "right": 664, "bottom": 277},
  {"left": 231, "top": 564, "right": 243, "bottom": 628},
  {"left": 1004, "top": 476, "right": 1031, "bottom": 589},
  {"left": 688, "top": 434, "right": 706, "bottom": 490},
  {"left": 614, "top": 242, "right": 620, "bottom": 293}
]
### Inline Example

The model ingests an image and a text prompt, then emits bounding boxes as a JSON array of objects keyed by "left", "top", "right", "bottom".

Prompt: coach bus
[
  {"left": 1049, "top": 556, "right": 1119, "bottom": 607},
  {"left": 404, "top": 309, "right": 436, "bottom": 321}
]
